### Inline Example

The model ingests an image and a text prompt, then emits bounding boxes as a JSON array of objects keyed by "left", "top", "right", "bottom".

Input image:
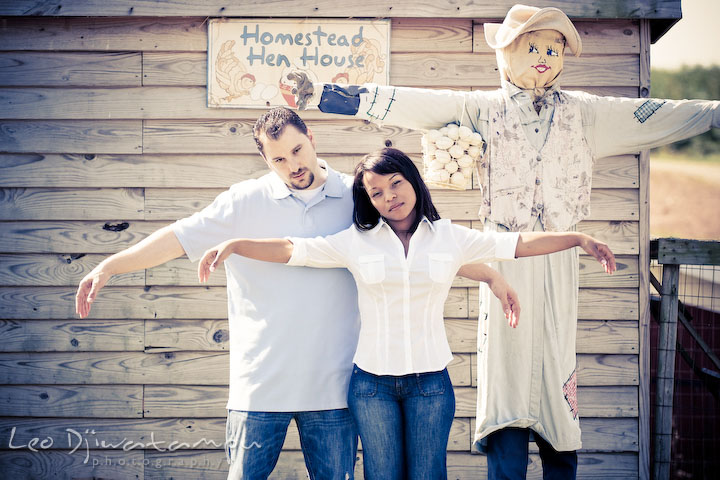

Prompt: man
[
  {"left": 289, "top": 5, "right": 720, "bottom": 478},
  {"left": 75, "top": 106, "right": 518, "bottom": 479}
]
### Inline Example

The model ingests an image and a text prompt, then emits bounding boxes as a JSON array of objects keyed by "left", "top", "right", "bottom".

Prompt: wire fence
[{"left": 650, "top": 261, "right": 720, "bottom": 479}]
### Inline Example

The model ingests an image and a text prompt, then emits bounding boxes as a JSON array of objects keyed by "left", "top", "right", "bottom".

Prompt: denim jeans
[
  {"left": 225, "top": 408, "right": 358, "bottom": 480},
  {"left": 486, "top": 427, "right": 577, "bottom": 480},
  {"left": 347, "top": 365, "right": 455, "bottom": 480}
]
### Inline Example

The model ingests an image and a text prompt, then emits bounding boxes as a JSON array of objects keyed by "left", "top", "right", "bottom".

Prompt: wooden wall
[{"left": 0, "top": 12, "right": 649, "bottom": 479}]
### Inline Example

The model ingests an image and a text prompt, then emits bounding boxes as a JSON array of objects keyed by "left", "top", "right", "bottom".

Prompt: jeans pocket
[
  {"left": 416, "top": 370, "right": 447, "bottom": 396},
  {"left": 351, "top": 368, "right": 378, "bottom": 397}
]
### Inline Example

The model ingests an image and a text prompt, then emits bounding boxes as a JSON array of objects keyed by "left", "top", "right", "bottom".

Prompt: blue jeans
[
  {"left": 347, "top": 365, "right": 455, "bottom": 480},
  {"left": 225, "top": 409, "right": 358, "bottom": 480},
  {"left": 486, "top": 428, "right": 577, "bottom": 480}
]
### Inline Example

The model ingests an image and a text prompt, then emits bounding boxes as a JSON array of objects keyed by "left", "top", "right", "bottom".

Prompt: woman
[{"left": 198, "top": 148, "right": 615, "bottom": 479}]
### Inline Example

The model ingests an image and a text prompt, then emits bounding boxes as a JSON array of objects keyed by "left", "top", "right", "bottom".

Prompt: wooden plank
[
  {"left": 0, "top": 52, "right": 141, "bottom": 86},
  {"left": 0, "top": 385, "right": 143, "bottom": 417},
  {"left": 577, "top": 220, "right": 639, "bottom": 255},
  {"left": 143, "top": 52, "right": 640, "bottom": 87},
  {"left": 145, "top": 319, "right": 230, "bottom": 352},
  {"left": 0, "top": 1, "right": 682, "bottom": 19},
  {"left": 143, "top": 119, "right": 424, "bottom": 154},
  {"left": 586, "top": 189, "right": 638, "bottom": 221},
  {"left": 447, "top": 319, "right": 638, "bottom": 354},
  {"left": 0, "top": 86, "right": 639, "bottom": 120},
  {"left": 579, "top": 254, "right": 639, "bottom": 288},
  {"left": 0, "top": 17, "right": 209, "bottom": 51},
  {"left": 392, "top": 18, "right": 472, "bottom": 52},
  {"left": 0, "top": 253, "right": 144, "bottom": 286},
  {"left": 0, "top": 450, "right": 145, "bottom": 480},
  {"left": 0, "top": 120, "right": 142, "bottom": 154},
  {"left": 453, "top": 254, "right": 637, "bottom": 289},
  {"left": 469, "top": 287, "right": 639, "bottom": 321},
  {"left": 0, "top": 285, "right": 637, "bottom": 322},
  {"left": 473, "top": 20, "right": 640, "bottom": 55},
  {"left": 657, "top": 238, "right": 720, "bottom": 266},
  {"left": 0, "top": 319, "right": 145, "bottom": 352},
  {"left": 0, "top": 153, "right": 275, "bottom": 188},
  {"left": 0, "top": 350, "right": 472, "bottom": 386},
  {"left": 0, "top": 152, "right": 636, "bottom": 189},
  {"left": 452, "top": 386, "right": 638, "bottom": 418},
  {"left": 0, "top": 220, "right": 167, "bottom": 254},
  {"left": 592, "top": 155, "right": 638, "bottom": 188},
  {"left": 0, "top": 188, "right": 145, "bottom": 220}
]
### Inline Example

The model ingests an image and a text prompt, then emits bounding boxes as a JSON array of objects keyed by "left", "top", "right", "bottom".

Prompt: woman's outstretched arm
[
  {"left": 515, "top": 231, "right": 616, "bottom": 274},
  {"left": 198, "top": 238, "right": 294, "bottom": 283}
]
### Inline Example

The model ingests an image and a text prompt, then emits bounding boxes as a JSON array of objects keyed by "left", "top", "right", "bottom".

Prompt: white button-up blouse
[{"left": 288, "top": 217, "right": 519, "bottom": 376}]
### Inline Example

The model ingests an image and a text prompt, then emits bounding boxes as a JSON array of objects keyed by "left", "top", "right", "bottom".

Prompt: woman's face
[{"left": 362, "top": 170, "right": 418, "bottom": 228}]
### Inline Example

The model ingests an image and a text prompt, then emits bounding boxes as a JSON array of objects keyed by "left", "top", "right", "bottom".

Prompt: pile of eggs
[{"left": 421, "top": 123, "right": 484, "bottom": 189}]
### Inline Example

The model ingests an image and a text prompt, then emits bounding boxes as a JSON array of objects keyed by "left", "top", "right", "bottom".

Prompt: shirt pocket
[
  {"left": 428, "top": 253, "right": 454, "bottom": 283},
  {"left": 357, "top": 254, "right": 386, "bottom": 284}
]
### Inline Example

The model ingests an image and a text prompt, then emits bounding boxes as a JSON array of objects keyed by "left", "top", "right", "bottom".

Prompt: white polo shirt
[
  {"left": 288, "top": 218, "right": 518, "bottom": 375},
  {"left": 172, "top": 162, "right": 360, "bottom": 412}
]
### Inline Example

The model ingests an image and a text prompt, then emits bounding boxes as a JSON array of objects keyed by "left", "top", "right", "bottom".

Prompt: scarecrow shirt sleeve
[
  {"left": 309, "top": 82, "right": 492, "bottom": 135},
  {"left": 574, "top": 91, "right": 720, "bottom": 159}
]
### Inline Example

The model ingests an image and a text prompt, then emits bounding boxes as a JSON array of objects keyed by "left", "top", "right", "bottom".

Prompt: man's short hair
[{"left": 253, "top": 107, "right": 309, "bottom": 156}]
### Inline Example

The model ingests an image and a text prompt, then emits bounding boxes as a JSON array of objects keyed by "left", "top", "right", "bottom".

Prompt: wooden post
[{"left": 653, "top": 264, "right": 680, "bottom": 480}]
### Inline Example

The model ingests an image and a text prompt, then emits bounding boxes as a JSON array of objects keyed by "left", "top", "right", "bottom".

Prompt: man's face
[
  {"left": 504, "top": 29, "right": 565, "bottom": 89},
  {"left": 260, "top": 125, "right": 323, "bottom": 190}
]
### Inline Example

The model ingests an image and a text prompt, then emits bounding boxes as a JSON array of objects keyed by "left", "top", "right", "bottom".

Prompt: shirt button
[
  {"left": 536, "top": 203, "right": 544, "bottom": 210},
  {"left": 535, "top": 178, "right": 541, "bottom": 185},
  {"left": 534, "top": 128, "right": 539, "bottom": 133},
  {"left": 536, "top": 155, "right": 542, "bottom": 162}
]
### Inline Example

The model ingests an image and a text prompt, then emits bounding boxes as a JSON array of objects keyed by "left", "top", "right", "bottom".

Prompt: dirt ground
[{"left": 649, "top": 158, "right": 720, "bottom": 240}]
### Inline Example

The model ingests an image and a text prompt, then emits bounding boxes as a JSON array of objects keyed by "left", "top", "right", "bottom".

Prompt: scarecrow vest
[{"left": 477, "top": 90, "right": 593, "bottom": 232}]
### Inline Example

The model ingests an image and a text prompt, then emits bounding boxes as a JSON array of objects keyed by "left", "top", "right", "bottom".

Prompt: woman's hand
[
  {"left": 487, "top": 273, "right": 521, "bottom": 328},
  {"left": 198, "top": 240, "right": 237, "bottom": 283},
  {"left": 578, "top": 234, "right": 616, "bottom": 275}
]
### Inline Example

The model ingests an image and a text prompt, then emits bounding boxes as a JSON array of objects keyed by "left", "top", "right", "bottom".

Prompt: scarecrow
[{"left": 290, "top": 4, "right": 719, "bottom": 478}]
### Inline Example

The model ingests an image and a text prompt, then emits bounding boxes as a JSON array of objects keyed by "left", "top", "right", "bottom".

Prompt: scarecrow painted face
[{"left": 502, "top": 29, "right": 565, "bottom": 90}]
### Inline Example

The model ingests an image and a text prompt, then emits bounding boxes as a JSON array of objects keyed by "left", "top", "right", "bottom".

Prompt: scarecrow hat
[{"left": 484, "top": 4, "right": 582, "bottom": 56}]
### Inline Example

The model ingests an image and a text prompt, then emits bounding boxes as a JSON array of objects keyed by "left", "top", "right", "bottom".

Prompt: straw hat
[{"left": 484, "top": 4, "right": 582, "bottom": 56}]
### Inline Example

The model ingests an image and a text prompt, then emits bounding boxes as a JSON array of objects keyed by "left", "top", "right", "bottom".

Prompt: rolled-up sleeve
[
  {"left": 287, "top": 227, "right": 354, "bottom": 269},
  {"left": 452, "top": 225, "right": 519, "bottom": 264}
]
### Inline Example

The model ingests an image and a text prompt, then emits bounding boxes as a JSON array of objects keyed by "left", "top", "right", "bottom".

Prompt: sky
[{"left": 651, "top": 0, "right": 720, "bottom": 69}]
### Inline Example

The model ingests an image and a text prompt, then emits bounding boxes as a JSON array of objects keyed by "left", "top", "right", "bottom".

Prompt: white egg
[
  {"left": 437, "top": 169, "right": 450, "bottom": 182},
  {"left": 457, "top": 140, "right": 470, "bottom": 151},
  {"left": 425, "top": 170, "right": 441, "bottom": 182},
  {"left": 449, "top": 144, "right": 465, "bottom": 159},
  {"left": 439, "top": 126, "right": 449, "bottom": 135},
  {"left": 424, "top": 144, "right": 437, "bottom": 156},
  {"left": 450, "top": 171, "right": 466, "bottom": 186},
  {"left": 445, "top": 161, "right": 459, "bottom": 173},
  {"left": 446, "top": 124, "right": 460, "bottom": 140},
  {"left": 468, "top": 145, "right": 482, "bottom": 158},
  {"left": 435, "top": 136, "right": 453, "bottom": 150},
  {"left": 458, "top": 125, "right": 473, "bottom": 140},
  {"left": 428, "top": 160, "right": 445, "bottom": 171},
  {"left": 470, "top": 132, "right": 484, "bottom": 145},
  {"left": 426, "top": 129, "right": 442, "bottom": 141},
  {"left": 457, "top": 154, "right": 473, "bottom": 168},
  {"left": 434, "top": 150, "right": 451, "bottom": 163}
]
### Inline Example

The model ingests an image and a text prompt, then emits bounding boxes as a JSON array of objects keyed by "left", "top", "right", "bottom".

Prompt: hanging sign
[{"left": 208, "top": 18, "right": 390, "bottom": 108}]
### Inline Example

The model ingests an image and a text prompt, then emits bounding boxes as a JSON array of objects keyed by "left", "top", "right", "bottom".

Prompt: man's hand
[
  {"left": 487, "top": 274, "right": 521, "bottom": 328},
  {"left": 287, "top": 71, "right": 314, "bottom": 110},
  {"left": 75, "top": 267, "right": 111, "bottom": 319}
]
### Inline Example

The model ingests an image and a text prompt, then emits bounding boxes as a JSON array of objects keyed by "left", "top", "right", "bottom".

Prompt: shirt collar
[
  {"left": 370, "top": 215, "right": 436, "bottom": 235},
  {"left": 268, "top": 158, "right": 341, "bottom": 200},
  {"left": 502, "top": 81, "right": 561, "bottom": 105}
]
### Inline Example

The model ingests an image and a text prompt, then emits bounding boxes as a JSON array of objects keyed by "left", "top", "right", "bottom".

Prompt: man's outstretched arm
[{"left": 75, "top": 225, "right": 186, "bottom": 318}]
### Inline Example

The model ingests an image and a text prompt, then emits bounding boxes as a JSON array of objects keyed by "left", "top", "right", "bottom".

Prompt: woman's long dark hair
[{"left": 352, "top": 147, "right": 440, "bottom": 232}]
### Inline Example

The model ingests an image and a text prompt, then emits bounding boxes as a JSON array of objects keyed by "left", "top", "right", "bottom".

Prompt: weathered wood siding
[{"left": 0, "top": 10, "right": 652, "bottom": 479}]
